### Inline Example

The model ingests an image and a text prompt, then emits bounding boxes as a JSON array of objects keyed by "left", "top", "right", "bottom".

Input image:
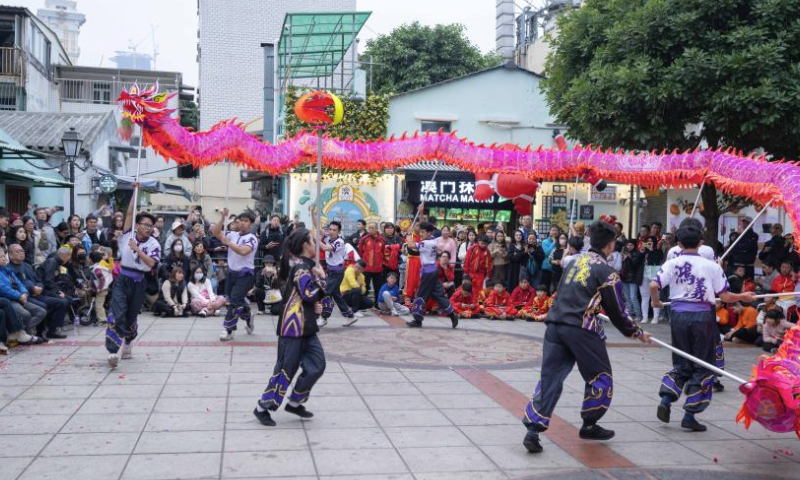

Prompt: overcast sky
[{"left": 11, "top": 0, "right": 512, "bottom": 87}]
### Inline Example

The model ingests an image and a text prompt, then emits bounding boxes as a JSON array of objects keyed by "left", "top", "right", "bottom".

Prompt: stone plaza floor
[{"left": 0, "top": 310, "right": 799, "bottom": 480}]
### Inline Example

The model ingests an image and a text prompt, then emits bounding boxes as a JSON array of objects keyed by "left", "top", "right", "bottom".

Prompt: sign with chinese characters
[
  {"left": 419, "top": 179, "right": 497, "bottom": 204},
  {"left": 589, "top": 185, "right": 617, "bottom": 203},
  {"left": 580, "top": 205, "right": 595, "bottom": 220},
  {"left": 98, "top": 174, "right": 118, "bottom": 194}
]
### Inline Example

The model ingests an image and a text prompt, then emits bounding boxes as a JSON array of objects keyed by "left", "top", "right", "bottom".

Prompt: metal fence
[
  {"left": 59, "top": 78, "right": 180, "bottom": 105},
  {"left": 0, "top": 47, "right": 20, "bottom": 76}
]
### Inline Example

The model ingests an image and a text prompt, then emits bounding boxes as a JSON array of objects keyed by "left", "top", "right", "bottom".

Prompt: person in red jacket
[
  {"left": 382, "top": 222, "right": 402, "bottom": 281},
  {"left": 450, "top": 279, "right": 476, "bottom": 318},
  {"left": 426, "top": 251, "right": 456, "bottom": 313},
  {"left": 521, "top": 284, "right": 553, "bottom": 322},
  {"left": 484, "top": 282, "right": 512, "bottom": 320},
  {"left": 509, "top": 276, "right": 535, "bottom": 318},
  {"left": 358, "top": 222, "right": 386, "bottom": 297},
  {"left": 463, "top": 235, "right": 492, "bottom": 296}
]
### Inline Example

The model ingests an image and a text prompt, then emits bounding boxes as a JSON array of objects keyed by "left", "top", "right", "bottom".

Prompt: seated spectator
[
  {"left": 160, "top": 240, "right": 191, "bottom": 281},
  {"left": 0, "top": 245, "right": 47, "bottom": 339},
  {"left": 254, "top": 255, "right": 281, "bottom": 315},
  {"left": 728, "top": 265, "right": 747, "bottom": 294},
  {"left": 509, "top": 276, "right": 535, "bottom": 318},
  {"left": 341, "top": 260, "right": 374, "bottom": 317},
  {"left": 190, "top": 240, "right": 213, "bottom": 280},
  {"left": 153, "top": 267, "right": 190, "bottom": 317},
  {"left": 89, "top": 251, "right": 112, "bottom": 325},
  {"left": 725, "top": 302, "right": 759, "bottom": 344},
  {"left": 761, "top": 309, "right": 791, "bottom": 353},
  {"left": 0, "top": 296, "right": 35, "bottom": 349},
  {"left": 377, "top": 272, "right": 408, "bottom": 316},
  {"left": 521, "top": 284, "right": 553, "bottom": 322},
  {"left": 756, "top": 293, "right": 783, "bottom": 328},
  {"left": 755, "top": 263, "right": 778, "bottom": 293},
  {"left": 484, "top": 282, "right": 512, "bottom": 320},
  {"left": 716, "top": 300, "right": 732, "bottom": 335},
  {"left": 771, "top": 261, "right": 797, "bottom": 311},
  {"left": 188, "top": 266, "right": 227, "bottom": 317},
  {"left": 7, "top": 244, "right": 68, "bottom": 339},
  {"left": 450, "top": 280, "right": 476, "bottom": 318},
  {"left": 476, "top": 278, "right": 494, "bottom": 314}
]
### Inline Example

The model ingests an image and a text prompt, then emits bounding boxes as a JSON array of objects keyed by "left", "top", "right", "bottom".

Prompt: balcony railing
[
  {"left": 0, "top": 47, "right": 21, "bottom": 76},
  {"left": 59, "top": 78, "right": 180, "bottom": 105}
]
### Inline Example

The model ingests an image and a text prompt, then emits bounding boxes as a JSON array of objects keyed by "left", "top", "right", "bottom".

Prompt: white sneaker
[
  {"left": 317, "top": 317, "right": 328, "bottom": 328},
  {"left": 14, "top": 331, "right": 32, "bottom": 344},
  {"left": 220, "top": 330, "right": 234, "bottom": 341},
  {"left": 0, "top": 341, "right": 7, "bottom": 354},
  {"left": 390, "top": 309, "right": 399, "bottom": 317},
  {"left": 354, "top": 312, "right": 364, "bottom": 318},
  {"left": 121, "top": 344, "right": 133, "bottom": 359},
  {"left": 107, "top": 353, "right": 119, "bottom": 368},
  {"left": 650, "top": 318, "right": 660, "bottom": 325},
  {"left": 344, "top": 316, "right": 359, "bottom": 327}
]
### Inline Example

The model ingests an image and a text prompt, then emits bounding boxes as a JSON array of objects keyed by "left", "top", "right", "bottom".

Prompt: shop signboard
[
  {"left": 446, "top": 209, "right": 462, "bottom": 221},
  {"left": 590, "top": 185, "right": 617, "bottom": 203},
  {"left": 580, "top": 205, "right": 595, "bottom": 220},
  {"left": 419, "top": 179, "right": 498, "bottom": 204}
]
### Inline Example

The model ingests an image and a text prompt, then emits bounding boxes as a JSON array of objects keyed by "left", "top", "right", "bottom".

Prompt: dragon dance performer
[
  {"left": 213, "top": 208, "right": 258, "bottom": 341},
  {"left": 405, "top": 210, "right": 459, "bottom": 329},
  {"left": 313, "top": 215, "right": 356, "bottom": 328},
  {"left": 106, "top": 193, "right": 161, "bottom": 368},
  {"left": 650, "top": 218, "right": 756, "bottom": 431},
  {"left": 522, "top": 221, "right": 651, "bottom": 454},
  {"left": 255, "top": 228, "right": 326, "bottom": 426}
]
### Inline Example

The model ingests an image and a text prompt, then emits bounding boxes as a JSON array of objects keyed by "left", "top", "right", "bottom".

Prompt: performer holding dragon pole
[
  {"left": 650, "top": 218, "right": 756, "bottom": 431},
  {"left": 522, "top": 221, "right": 651, "bottom": 454}
]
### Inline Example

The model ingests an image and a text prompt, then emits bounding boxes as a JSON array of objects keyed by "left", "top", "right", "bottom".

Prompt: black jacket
[
  {"left": 36, "top": 256, "right": 66, "bottom": 297},
  {"left": 730, "top": 230, "right": 759, "bottom": 266},
  {"left": 545, "top": 249, "right": 643, "bottom": 340},
  {"left": 259, "top": 226, "right": 285, "bottom": 261},
  {"left": 620, "top": 250, "right": 644, "bottom": 284},
  {"left": 8, "top": 261, "right": 42, "bottom": 292}
]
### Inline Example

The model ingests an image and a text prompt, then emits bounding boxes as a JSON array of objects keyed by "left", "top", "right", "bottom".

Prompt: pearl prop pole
[
  {"left": 568, "top": 175, "right": 580, "bottom": 232},
  {"left": 718, "top": 198, "right": 774, "bottom": 262},
  {"left": 658, "top": 291, "right": 800, "bottom": 307},
  {"left": 130, "top": 124, "right": 145, "bottom": 234},
  {"left": 314, "top": 128, "right": 323, "bottom": 266},
  {"left": 408, "top": 167, "right": 442, "bottom": 231},
  {"left": 689, "top": 177, "right": 707, "bottom": 218}
]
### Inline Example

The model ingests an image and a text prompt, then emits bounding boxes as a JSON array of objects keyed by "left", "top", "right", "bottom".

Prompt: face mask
[
  {"left": 194, "top": 272, "right": 204, "bottom": 281},
  {"left": 174, "top": 244, "right": 183, "bottom": 252}
]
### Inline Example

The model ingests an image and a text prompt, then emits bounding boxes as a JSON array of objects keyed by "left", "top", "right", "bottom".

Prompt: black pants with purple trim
[
  {"left": 659, "top": 310, "right": 717, "bottom": 414},
  {"left": 523, "top": 323, "right": 613, "bottom": 433},
  {"left": 411, "top": 271, "right": 453, "bottom": 323},
  {"left": 106, "top": 273, "right": 145, "bottom": 354},
  {"left": 258, "top": 334, "right": 326, "bottom": 411},
  {"left": 323, "top": 268, "right": 353, "bottom": 319},
  {"left": 224, "top": 269, "right": 255, "bottom": 332}
]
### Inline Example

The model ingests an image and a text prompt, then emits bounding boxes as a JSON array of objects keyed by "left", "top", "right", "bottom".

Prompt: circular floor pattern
[{"left": 320, "top": 326, "right": 543, "bottom": 370}]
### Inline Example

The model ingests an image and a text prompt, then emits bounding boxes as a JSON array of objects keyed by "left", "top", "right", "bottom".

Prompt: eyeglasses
[{"left": 138, "top": 223, "right": 154, "bottom": 229}]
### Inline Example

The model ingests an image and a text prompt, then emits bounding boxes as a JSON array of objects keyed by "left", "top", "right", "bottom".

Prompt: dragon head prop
[{"left": 117, "top": 81, "right": 177, "bottom": 139}]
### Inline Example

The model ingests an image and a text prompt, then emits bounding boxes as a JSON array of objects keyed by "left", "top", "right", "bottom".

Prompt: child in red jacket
[
  {"left": 509, "top": 276, "right": 535, "bottom": 318},
  {"left": 450, "top": 280, "right": 477, "bottom": 318},
  {"left": 476, "top": 278, "right": 494, "bottom": 315},
  {"left": 484, "top": 282, "right": 512, "bottom": 320},
  {"left": 521, "top": 284, "right": 552, "bottom": 322}
]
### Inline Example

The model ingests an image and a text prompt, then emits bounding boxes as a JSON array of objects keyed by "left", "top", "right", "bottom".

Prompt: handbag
[{"left": 264, "top": 288, "right": 283, "bottom": 305}]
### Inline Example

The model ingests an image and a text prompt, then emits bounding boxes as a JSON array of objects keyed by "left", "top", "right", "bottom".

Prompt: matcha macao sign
[{"left": 289, "top": 173, "right": 395, "bottom": 236}]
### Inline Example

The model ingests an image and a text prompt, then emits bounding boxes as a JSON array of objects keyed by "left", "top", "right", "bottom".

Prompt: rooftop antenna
[{"left": 151, "top": 24, "right": 159, "bottom": 70}]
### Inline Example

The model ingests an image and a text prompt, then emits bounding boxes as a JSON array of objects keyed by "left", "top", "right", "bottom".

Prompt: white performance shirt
[
  {"left": 325, "top": 236, "right": 348, "bottom": 267},
  {"left": 654, "top": 253, "right": 729, "bottom": 307},
  {"left": 119, "top": 231, "right": 161, "bottom": 272},
  {"left": 417, "top": 238, "right": 438, "bottom": 267},
  {"left": 226, "top": 231, "right": 258, "bottom": 271},
  {"left": 667, "top": 245, "right": 716, "bottom": 262}
]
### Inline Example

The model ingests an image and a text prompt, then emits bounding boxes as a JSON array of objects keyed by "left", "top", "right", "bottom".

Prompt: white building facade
[{"left": 36, "top": 0, "right": 85, "bottom": 65}]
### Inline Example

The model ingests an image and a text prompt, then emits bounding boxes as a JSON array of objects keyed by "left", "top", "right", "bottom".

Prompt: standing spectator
[
  {"left": 348, "top": 219, "right": 367, "bottom": 248},
  {"left": 21, "top": 217, "right": 43, "bottom": 265},
  {"left": 489, "top": 230, "right": 509, "bottom": 286},
  {"left": 188, "top": 266, "right": 227, "bottom": 317},
  {"left": 640, "top": 236, "right": 664, "bottom": 324},
  {"left": 729, "top": 217, "right": 759, "bottom": 278},
  {"left": 650, "top": 222, "right": 664, "bottom": 246},
  {"left": 548, "top": 233, "right": 568, "bottom": 291},
  {"left": 620, "top": 239, "right": 644, "bottom": 322},
  {"left": 464, "top": 235, "right": 491, "bottom": 294},
  {"left": 382, "top": 223, "right": 403, "bottom": 283},
  {"left": 428, "top": 216, "right": 442, "bottom": 238},
  {"left": 33, "top": 207, "right": 56, "bottom": 257},
  {"left": 572, "top": 221, "right": 590, "bottom": 253},
  {"left": 341, "top": 259, "right": 374, "bottom": 315},
  {"left": 84, "top": 214, "right": 102, "bottom": 246},
  {"left": 457, "top": 230, "right": 476, "bottom": 265},
  {"left": 541, "top": 226, "right": 560, "bottom": 287},
  {"left": 8, "top": 225, "right": 34, "bottom": 265},
  {"left": 637, "top": 224, "right": 651, "bottom": 248},
  {"left": 153, "top": 216, "right": 168, "bottom": 248},
  {"left": 614, "top": 222, "right": 627, "bottom": 252},
  {"left": 0, "top": 208, "right": 7, "bottom": 246},
  {"left": 357, "top": 222, "right": 386, "bottom": 297},
  {"left": 525, "top": 233, "right": 546, "bottom": 288},
  {"left": 190, "top": 222, "right": 211, "bottom": 250},
  {"left": 435, "top": 226, "right": 457, "bottom": 260},
  {"left": 259, "top": 214, "right": 285, "bottom": 263},
  {"left": 100, "top": 214, "right": 124, "bottom": 249},
  {"left": 759, "top": 224, "right": 787, "bottom": 268},
  {"left": 165, "top": 220, "right": 192, "bottom": 254},
  {"left": 507, "top": 230, "right": 527, "bottom": 293},
  {"left": 518, "top": 215, "right": 535, "bottom": 241}
]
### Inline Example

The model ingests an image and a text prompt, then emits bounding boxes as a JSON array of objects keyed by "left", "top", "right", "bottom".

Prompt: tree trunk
[{"left": 701, "top": 184, "right": 719, "bottom": 253}]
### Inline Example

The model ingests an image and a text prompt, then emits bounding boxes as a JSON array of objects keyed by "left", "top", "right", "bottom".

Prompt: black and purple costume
[
  {"left": 259, "top": 256, "right": 326, "bottom": 410},
  {"left": 523, "top": 249, "right": 643, "bottom": 433}
]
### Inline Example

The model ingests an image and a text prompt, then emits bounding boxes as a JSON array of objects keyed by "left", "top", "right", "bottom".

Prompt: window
[
  {"left": 92, "top": 82, "right": 111, "bottom": 104},
  {"left": 0, "top": 20, "right": 14, "bottom": 47},
  {"left": 177, "top": 164, "right": 199, "bottom": 178},
  {"left": 29, "top": 23, "right": 50, "bottom": 68},
  {"left": 0, "top": 82, "right": 18, "bottom": 110},
  {"left": 420, "top": 120, "right": 451, "bottom": 133}
]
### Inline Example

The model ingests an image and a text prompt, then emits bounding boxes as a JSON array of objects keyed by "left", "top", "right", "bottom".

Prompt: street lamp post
[{"left": 61, "top": 127, "right": 83, "bottom": 216}]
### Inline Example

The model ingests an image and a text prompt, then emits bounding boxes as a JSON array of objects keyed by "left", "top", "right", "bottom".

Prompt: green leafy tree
[
  {"left": 179, "top": 99, "right": 199, "bottom": 130},
  {"left": 363, "top": 22, "right": 501, "bottom": 94},
  {"left": 542, "top": 0, "right": 800, "bottom": 243}
]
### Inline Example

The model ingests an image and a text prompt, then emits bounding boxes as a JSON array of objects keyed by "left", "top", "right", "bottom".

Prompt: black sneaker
[
  {"left": 449, "top": 313, "right": 459, "bottom": 329},
  {"left": 406, "top": 320, "right": 423, "bottom": 328},
  {"left": 46, "top": 331, "right": 67, "bottom": 340},
  {"left": 253, "top": 408, "right": 276, "bottom": 426},
  {"left": 713, "top": 380, "right": 724, "bottom": 393},
  {"left": 657, "top": 402, "right": 671, "bottom": 423},
  {"left": 579, "top": 424, "right": 615, "bottom": 440},
  {"left": 681, "top": 416, "right": 707, "bottom": 432},
  {"left": 284, "top": 404, "right": 313, "bottom": 418},
  {"left": 523, "top": 430, "right": 543, "bottom": 453}
]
